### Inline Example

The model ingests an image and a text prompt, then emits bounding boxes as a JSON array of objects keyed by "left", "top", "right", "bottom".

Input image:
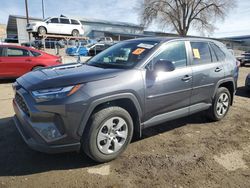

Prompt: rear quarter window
[
  {"left": 71, "top": 19, "right": 80, "bottom": 25},
  {"left": 30, "top": 51, "right": 41, "bottom": 57},
  {"left": 210, "top": 43, "right": 226, "bottom": 61}
]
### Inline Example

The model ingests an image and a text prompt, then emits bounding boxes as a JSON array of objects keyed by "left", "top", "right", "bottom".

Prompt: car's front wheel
[
  {"left": 207, "top": 87, "right": 231, "bottom": 121},
  {"left": 82, "top": 106, "right": 134, "bottom": 163},
  {"left": 38, "top": 26, "right": 47, "bottom": 35}
]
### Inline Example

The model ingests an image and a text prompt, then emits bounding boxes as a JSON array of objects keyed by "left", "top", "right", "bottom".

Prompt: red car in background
[{"left": 0, "top": 45, "right": 62, "bottom": 79}]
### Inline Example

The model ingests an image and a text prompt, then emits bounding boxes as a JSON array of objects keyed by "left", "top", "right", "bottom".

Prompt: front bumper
[
  {"left": 12, "top": 83, "right": 88, "bottom": 154},
  {"left": 13, "top": 100, "right": 81, "bottom": 153},
  {"left": 26, "top": 25, "right": 38, "bottom": 33}
]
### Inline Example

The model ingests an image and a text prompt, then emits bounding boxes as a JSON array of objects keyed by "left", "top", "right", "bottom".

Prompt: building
[
  {"left": 6, "top": 15, "right": 145, "bottom": 43},
  {"left": 5, "top": 15, "right": 250, "bottom": 50},
  {"left": 0, "top": 24, "right": 7, "bottom": 40}
]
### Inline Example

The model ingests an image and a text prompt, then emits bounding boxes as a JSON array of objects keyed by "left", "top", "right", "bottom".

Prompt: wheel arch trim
[{"left": 77, "top": 93, "right": 142, "bottom": 137}]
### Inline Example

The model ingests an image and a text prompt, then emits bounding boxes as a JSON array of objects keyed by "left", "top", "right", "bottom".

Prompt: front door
[
  {"left": 46, "top": 18, "right": 61, "bottom": 34},
  {"left": 0, "top": 47, "right": 31, "bottom": 77},
  {"left": 144, "top": 41, "right": 192, "bottom": 121}
]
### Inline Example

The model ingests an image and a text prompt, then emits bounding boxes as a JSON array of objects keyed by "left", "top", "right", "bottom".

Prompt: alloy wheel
[
  {"left": 97, "top": 117, "right": 128, "bottom": 154},
  {"left": 216, "top": 92, "right": 229, "bottom": 116}
]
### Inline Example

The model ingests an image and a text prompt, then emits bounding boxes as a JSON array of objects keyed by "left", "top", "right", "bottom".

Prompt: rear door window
[
  {"left": 209, "top": 44, "right": 218, "bottom": 62},
  {"left": 60, "top": 18, "right": 70, "bottom": 24},
  {"left": 190, "top": 42, "right": 212, "bottom": 64},
  {"left": 7, "top": 48, "right": 30, "bottom": 57},
  {"left": 0, "top": 47, "right": 4, "bottom": 56}
]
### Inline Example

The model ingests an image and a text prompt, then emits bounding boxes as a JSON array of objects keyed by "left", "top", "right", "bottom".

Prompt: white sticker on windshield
[{"left": 137, "top": 43, "right": 154, "bottom": 49}]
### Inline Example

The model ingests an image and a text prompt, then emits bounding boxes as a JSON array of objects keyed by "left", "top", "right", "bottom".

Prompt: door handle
[
  {"left": 25, "top": 59, "right": 32, "bottom": 62},
  {"left": 215, "top": 67, "right": 222, "bottom": 72},
  {"left": 182, "top": 75, "right": 192, "bottom": 82}
]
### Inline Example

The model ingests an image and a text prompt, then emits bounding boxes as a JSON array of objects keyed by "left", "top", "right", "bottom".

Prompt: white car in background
[{"left": 26, "top": 16, "right": 84, "bottom": 36}]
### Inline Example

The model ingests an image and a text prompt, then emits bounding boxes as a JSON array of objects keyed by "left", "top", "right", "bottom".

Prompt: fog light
[{"left": 32, "top": 123, "right": 62, "bottom": 141}]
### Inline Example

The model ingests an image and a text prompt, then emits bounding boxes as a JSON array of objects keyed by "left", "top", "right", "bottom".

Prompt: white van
[{"left": 26, "top": 16, "right": 84, "bottom": 36}]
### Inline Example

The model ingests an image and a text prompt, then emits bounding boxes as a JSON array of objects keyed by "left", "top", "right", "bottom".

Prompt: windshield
[
  {"left": 87, "top": 40, "right": 159, "bottom": 69},
  {"left": 43, "top": 17, "right": 51, "bottom": 22}
]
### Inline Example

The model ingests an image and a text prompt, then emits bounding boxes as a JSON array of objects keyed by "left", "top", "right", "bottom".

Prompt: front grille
[{"left": 15, "top": 93, "right": 30, "bottom": 116}]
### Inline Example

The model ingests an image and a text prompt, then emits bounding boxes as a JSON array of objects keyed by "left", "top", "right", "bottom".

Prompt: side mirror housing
[{"left": 154, "top": 59, "right": 175, "bottom": 72}]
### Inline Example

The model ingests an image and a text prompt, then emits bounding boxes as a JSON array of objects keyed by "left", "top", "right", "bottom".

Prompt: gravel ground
[{"left": 0, "top": 67, "right": 249, "bottom": 188}]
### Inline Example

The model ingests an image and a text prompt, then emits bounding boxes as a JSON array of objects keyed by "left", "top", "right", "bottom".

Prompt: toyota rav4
[{"left": 13, "top": 37, "right": 238, "bottom": 162}]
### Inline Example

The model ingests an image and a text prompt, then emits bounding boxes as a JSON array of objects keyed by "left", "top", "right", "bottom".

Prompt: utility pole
[
  {"left": 42, "top": 0, "right": 45, "bottom": 19},
  {"left": 25, "top": 0, "right": 31, "bottom": 42}
]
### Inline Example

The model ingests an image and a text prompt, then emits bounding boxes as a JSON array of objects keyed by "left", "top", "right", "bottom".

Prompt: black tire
[
  {"left": 207, "top": 87, "right": 231, "bottom": 121},
  {"left": 82, "top": 106, "right": 134, "bottom": 163},
  {"left": 38, "top": 26, "right": 47, "bottom": 35},
  {"left": 32, "top": 66, "right": 43, "bottom": 71},
  {"left": 72, "top": 29, "right": 79, "bottom": 36},
  {"left": 241, "top": 61, "right": 245, "bottom": 67}
]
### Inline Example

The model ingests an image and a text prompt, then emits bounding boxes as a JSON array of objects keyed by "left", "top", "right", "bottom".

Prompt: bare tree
[{"left": 139, "top": 0, "right": 236, "bottom": 36}]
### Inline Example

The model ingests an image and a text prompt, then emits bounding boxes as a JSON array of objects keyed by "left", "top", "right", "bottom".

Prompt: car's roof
[
  {"left": 0, "top": 44, "right": 57, "bottom": 56},
  {"left": 0, "top": 44, "right": 41, "bottom": 52},
  {"left": 126, "top": 37, "right": 219, "bottom": 43}
]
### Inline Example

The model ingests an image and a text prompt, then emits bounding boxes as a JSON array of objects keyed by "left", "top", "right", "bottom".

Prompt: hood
[
  {"left": 17, "top": 63, "right": 124, "bottom": 91},
  {"left": 29, "top": 21, "right": 44, "bottom": 26}
]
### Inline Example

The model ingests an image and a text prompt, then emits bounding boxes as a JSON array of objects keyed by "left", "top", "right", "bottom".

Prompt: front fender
[{"left": 77, "top": 93, "right": 142, "bottom": 137}]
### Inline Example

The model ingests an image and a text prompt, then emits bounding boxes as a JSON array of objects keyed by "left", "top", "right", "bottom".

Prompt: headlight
[{"left": 32, "top": 84, "right": 82, "bottom": 102}]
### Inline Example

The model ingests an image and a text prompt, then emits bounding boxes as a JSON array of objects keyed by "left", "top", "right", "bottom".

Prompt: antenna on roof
[{"left": 60, "top": 15, "right": 66, "bottom": 18}]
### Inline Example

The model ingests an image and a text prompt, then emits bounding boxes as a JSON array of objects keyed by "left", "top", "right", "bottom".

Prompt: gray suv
[{"left": 13, "top": 37, "right": 238, "bottom": 162}]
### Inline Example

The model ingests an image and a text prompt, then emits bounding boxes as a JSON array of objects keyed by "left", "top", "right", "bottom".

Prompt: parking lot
[{"left": 0, "top": 66, "right": 249, "bottom": 188}]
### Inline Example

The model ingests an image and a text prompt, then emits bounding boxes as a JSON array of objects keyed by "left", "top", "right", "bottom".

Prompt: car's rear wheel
[
  {"left": 38, "top": 26, "right": 47, "bottom": 35},
  {"left": 82, "top": 106, "right": 133, "bottom": 163},
  {"left": 72, "top": 29, "right": 79, "bottom": 36},
  {"left": 241, "top": 60, "right": 246, "bottom": 67},
  {"left": 207, "top": 87, "right": 231, "bottom": 121}
]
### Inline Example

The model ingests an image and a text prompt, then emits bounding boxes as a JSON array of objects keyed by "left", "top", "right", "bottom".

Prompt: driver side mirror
[{"left": 154, "top": 59, "right": 175, "bottom": 72}]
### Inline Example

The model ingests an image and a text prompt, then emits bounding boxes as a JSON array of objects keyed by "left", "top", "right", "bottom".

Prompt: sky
[{"left": 0, "top": 0, "right": 250, "bottom": 38}]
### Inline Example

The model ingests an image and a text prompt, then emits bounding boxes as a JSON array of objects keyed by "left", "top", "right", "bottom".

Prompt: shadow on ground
[
  {"left": 0, "top": 79, "right": 16, "bottom": 84},
  {"left": 0, "top": 117, "right": 96, "bottom": 177},
  {"left": 236, "top": 86, "right": 250, "bottom": 98},
  {"left": 141, "top": 112, "right": 209, "bottom": 139},
  {"left": 0, "top": 112, "right": 210, "bottom": 177}
]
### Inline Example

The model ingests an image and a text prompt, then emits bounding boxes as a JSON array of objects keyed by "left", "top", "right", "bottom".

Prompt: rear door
[
  {"left": 59, "top": 18, "right": 71, "bottom": 34},
  {"left": 189, "top": 41, "right": 224, "bottom": 106},
  {"left": 1, "top": 47, "right": 33, "bottom": 77}
]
